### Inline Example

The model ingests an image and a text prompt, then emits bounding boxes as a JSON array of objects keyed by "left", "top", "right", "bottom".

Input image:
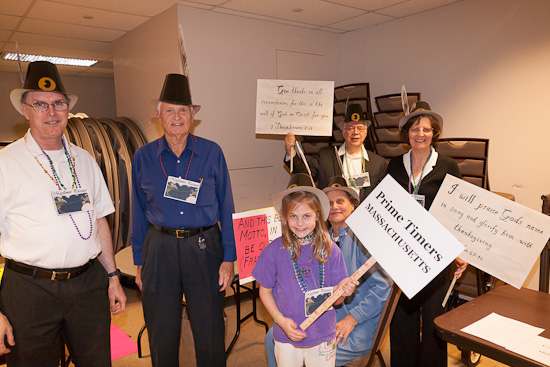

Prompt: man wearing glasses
[
  {"left": 0, "top": 61, "right": 126, "bottom": 366},
  {"left": 284, "top": 103, "right": 387, "bottom": 201}
]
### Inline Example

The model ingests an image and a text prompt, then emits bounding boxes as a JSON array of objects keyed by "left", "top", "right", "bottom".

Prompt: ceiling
[{"left": 0, "top": 0, "right": 461, "bottom": 78}]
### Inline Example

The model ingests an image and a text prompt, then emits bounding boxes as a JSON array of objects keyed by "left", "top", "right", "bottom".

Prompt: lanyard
[
  {"left": 409, "top": 149, "right": 433, "bottom": 195},
  {"left": 345, "top": 146, "right": 365, "bottom": 189},
  {"left": 159, "top": 134, "right": 197, "bottom": 179},
  {"left": 26, "top": 134, "right": 77, "bottom": 189}
]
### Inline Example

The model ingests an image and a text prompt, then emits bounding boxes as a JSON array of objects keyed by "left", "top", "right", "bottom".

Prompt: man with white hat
[
  {"left": 131, "top": 73, "right": 236, "bottom": 367},
  {"left": 0, "top": 60, "right": 126, "bottom": 366},
  {"left": 285, "top": 103, "right": 387, "bottom": 201}
]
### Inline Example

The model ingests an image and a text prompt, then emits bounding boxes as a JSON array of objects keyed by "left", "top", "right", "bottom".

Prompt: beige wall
[{"left": 340, "top": 0, "right": 550, "bottom": 289}]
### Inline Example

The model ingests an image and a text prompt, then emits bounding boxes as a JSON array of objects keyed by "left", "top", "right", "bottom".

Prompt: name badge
[
  {"left": 351, "top": 172, "right": 371, "bottom": 188},
  {"left": 304, "top": 287, "right": 333, "bottom": 317},
  {"left": 51, "top": 188, "right": 92, "bottom": 215},
  {"left": 164, "top": 176, "right": 201, "bottom": 204},
  {"left": 412, "top": 194, "right": 426, "bottom": 207}
]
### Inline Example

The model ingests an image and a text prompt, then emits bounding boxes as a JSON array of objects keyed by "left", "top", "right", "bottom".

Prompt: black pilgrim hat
[
  {"left": 338, "top": 103, "right": 372, "bottom": 130},
  {"left": 156, "top": 73, "right": 201, "bottom": 113},
  {"left": 10, "top": 61, "right": 78, "bottom": 115}
]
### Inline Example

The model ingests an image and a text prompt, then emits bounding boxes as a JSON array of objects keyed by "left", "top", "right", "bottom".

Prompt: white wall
[
  {"left": 0, "top": 71, "right": 116, "bottom": 142},
  {"left": 113, "top": 5, "right": 342, "bottom": 211},
  {"left": 340, "top": 0, "right": 550, "bottom": 289}
]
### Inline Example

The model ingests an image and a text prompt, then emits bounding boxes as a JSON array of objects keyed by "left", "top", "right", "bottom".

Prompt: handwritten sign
[
  {"left": 346, "top": 175, "right": 464, "bottom": 299},
  {"left": 232, "top": 207, "right": 282, "bottom": 284},
  {"left": 430, "top": 175, "right": 550, "bottom": 289},
  {"left": 255, "top": 79, "right": 334, "bottom": 136}
]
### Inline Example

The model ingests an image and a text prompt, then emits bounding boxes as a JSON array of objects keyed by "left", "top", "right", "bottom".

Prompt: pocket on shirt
[{"left": 196, "top": 177, "right": 216, "bottom": 207}]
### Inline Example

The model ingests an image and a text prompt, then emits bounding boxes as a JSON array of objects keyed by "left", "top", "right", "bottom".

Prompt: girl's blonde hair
[{"left": 280, "top": 191, "right": 332, "bottom": 263}]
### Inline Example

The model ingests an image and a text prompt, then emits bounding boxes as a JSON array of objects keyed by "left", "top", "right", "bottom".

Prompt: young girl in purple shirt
[{"left": 253, "top": 180, "right": 357, "bottom": 367}]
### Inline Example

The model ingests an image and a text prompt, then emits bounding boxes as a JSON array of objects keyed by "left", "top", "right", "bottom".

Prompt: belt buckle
[
  {"left": 176, "top": 229, "right": 186, "bottom": 239},
  {"left": 51, "top": 271, "right": 70, "bottom": 281}
]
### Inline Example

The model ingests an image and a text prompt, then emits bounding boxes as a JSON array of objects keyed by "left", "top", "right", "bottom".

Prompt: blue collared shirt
[{"left": 131, "top": 134, "right": 236, "bottom": 265}]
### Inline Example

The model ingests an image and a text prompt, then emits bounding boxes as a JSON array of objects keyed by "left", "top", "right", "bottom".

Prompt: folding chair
[{"left": 374, "top": 93, "right": 420, "bottom": 113}]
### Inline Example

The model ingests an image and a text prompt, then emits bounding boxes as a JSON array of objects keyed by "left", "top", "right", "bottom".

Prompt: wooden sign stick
[{"left": 300, "top": 256, "right": 378, "bottom": 331}]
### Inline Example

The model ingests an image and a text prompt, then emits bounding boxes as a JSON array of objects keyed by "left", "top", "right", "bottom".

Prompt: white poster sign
[
  {"left": 430, "top": 175, "right": 550, "bottom": 289},
  {"left": 255, "top": 79, "right": 334, "bottom": 136},
  {"left": 232, "top": 207, "right": 282, "bottom": 284},
  {"left": 347, "top": 175, "right": 464, "bottom": 299}
]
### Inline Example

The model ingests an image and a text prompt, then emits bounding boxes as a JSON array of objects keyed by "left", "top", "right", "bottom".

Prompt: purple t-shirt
[{"left": 252, "top": 236, "right": 348, "bottom": 347}]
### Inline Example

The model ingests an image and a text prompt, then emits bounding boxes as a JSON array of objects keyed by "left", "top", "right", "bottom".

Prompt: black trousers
[
  {"left": 390, "top": 267, "right": 451, "bottom": 367},
  {"left": 141, "top": 225, "right": 226, "bottom": 367},
  {"left": 0, "top": 259, "right": 111, "bottom": 367}
]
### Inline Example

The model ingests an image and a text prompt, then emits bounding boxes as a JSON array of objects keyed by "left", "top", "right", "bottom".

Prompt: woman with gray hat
[
  {"left": 323, "top": 176, "right": 391, "bottom": 366},
  {"left": 387, "top": 102, "right": 467, "bottom": 367}
]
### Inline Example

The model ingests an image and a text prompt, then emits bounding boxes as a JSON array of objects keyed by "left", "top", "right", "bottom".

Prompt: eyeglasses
[
  {"left": 344, "top": 126, "right": 367, "bottom": 133},
  {"left": 409, "top": 127, "right": 433, "bottom": 134},
  {"left": 23, "top": 101, "right": 69, "bottom": 113}
]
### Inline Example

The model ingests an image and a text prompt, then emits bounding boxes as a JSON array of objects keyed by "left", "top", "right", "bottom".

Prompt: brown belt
[
  {"left": 152, "top": 224, "right": 215, "bottom": 239},
  {"left": 5, "top": 258, "right": 96, "bottom": 281}
]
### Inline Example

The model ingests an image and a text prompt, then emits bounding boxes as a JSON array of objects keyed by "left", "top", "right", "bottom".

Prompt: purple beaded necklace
[{"left": 27, "top": 134, "right": 93, "bottom": 240}]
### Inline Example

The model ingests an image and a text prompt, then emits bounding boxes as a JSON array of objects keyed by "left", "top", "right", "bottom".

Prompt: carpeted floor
[
  {"left": 106, "top": 279, "right": 507, "bottom": 367},
  {"left": 0, "top": 274, "right": 508, "bottom": 367}
]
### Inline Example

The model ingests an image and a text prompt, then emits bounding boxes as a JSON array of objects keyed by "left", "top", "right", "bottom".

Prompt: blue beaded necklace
[
  {"left": 27, "top": 134, "right": 93, "bottom": 240},
  {"left": 288, "top": 232, "right": 326, "bottom": 294}
]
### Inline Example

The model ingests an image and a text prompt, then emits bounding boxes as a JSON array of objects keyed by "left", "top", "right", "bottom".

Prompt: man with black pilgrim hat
[
  {"left": 284, "top": 103, "right": 387, "bottom": 201},
  {"left": 131, "top": 73, "right": 236, "bottom": 367},
  {"left": 0, "top": 61, "right": 126, "bottom": 366}
]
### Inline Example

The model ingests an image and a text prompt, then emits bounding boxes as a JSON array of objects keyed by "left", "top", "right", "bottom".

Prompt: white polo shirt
[{"left": 0, "top": 130, "right": 114, "bottom": 268}]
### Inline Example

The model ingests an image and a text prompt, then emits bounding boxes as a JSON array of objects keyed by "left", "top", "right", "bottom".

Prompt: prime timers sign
[{"left": 347, "top": 175, "right": 464, "bottom": 299}]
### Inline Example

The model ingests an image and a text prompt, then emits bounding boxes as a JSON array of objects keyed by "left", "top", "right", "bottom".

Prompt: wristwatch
[{"left": 108, "top": 269, "right": 122, "bottom": 278}]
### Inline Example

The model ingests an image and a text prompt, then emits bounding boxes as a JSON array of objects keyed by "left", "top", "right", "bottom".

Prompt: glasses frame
[
  {"left": 409, "top": 127, "right": 433, "bottom": 134},
  {"left": 344, "top": 126, "right": 367, "bottom": 133},
  {"left": 23, "top": 101, "right": 69, "bottom": 113}
]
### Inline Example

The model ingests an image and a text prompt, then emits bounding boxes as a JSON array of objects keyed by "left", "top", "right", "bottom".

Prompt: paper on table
[
  {"left": 511, "top": 335, "right": 550, "bottom": 365},
  {"left": 461, "top": 312, "right": 545, "bottom": 350}
]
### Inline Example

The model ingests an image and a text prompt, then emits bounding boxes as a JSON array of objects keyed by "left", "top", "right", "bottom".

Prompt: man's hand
[
  {"left": 285, "top": 133, "right": 296, "bottom": 157},
  {"left": 218, "top": 261, "right": 234, "bottom": 292},
  {"left": 135, "top": 265, "right": 143, "bottom": 291},
  {"left": 336, "top": 314, "right": 358, "bottom": 346},
  {"left": 108, "top": 276, "right": 127, "bottom": 315},
  {"left": 0, "top": 312, "right": 14, "bottom": 355}
]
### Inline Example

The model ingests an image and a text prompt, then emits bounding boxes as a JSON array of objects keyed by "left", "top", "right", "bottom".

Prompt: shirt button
[
  {"left": 180, "top": 211, "right": 184, "bottom": 215},
  {"left": 177, "top": 160, "right": 180, "bottom": 163}
]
